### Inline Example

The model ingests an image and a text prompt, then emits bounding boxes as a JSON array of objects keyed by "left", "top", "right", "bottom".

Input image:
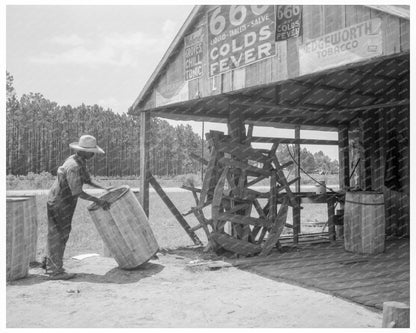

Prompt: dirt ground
[{"left": 6, "top": 248, "right": 382, "bottom": 328}]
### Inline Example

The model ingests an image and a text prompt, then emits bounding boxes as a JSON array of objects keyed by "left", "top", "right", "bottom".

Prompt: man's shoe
[{"left": 47, "top": 272, "right": 76, "bottom": 280}]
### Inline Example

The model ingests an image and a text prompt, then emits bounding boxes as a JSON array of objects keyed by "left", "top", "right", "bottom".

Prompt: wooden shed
[{"left": 129, "top": 5, "right": 409, "bottom": 246}]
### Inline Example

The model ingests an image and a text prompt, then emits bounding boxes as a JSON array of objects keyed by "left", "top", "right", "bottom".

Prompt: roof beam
[{"left": 250, "top": 137, "right": 339, "bottom": 145}]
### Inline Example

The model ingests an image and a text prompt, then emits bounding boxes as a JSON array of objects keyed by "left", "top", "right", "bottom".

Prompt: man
[{"left": 45, "top": 135, "right": 111, "bottom": 280}]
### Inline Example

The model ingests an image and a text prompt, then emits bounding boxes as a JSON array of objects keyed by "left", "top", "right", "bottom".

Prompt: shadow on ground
[{"left": 7, "top": 262, "right": 164, "bottom": 286}]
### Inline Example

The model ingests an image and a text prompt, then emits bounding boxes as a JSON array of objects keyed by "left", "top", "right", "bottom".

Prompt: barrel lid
[{"left": 87, "top": 186, "right": 130, "bottom": 211}]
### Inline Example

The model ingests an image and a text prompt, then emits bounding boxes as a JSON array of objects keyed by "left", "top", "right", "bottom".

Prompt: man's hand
[{"left": 97, "top": 199, "right": 111, "bottom": 210}]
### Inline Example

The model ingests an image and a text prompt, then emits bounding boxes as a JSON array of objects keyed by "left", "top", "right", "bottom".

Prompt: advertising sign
[
  {"left": 207, "top": 5, "right": 276, "bottom": 77},
  {"left": 275, "top": 5, "right": 302, "bottom": 41},
  {"left": 184, "top": 28, "right": 204, "bottom": 81},
  {"left": 299, "top": 18, "right": 382, "bottom": 75}
]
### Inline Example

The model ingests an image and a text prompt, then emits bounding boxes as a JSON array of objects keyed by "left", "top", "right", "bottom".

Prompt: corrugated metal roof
[{"left": 130, "top": 5, "right": 410, "bottom": 113}]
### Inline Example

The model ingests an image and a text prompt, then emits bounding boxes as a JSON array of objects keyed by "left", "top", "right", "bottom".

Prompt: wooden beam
[
  {"left": 211, "top": 232, "right": 262, "bottom": 256},
  {"left": 251, "top": 137, "right": 339, "bottom": 145},
  {"left": 339, "top": 99, "right": 409, "bottom": 112},
  {"left": 327, "top": 197, "right": 336, "bottom": 242},
  {"left": 293, "top": 126, "right": 301, "bottom": 244},
  {"left": 218, "top": 157, "right": 272, "bottom": 177},
  {"left": 148, "top": 172, "right": 203, "bottom": 246},
  {"left": 139, "top": 111, "right": 150, "bottom": 216},
  {"left": 362, "top": 113, "right": 374, "bottom": 190},
  {"left": 382, "top": 301, "right": 410, "bottom": 328},
  {"left": 189, "top": 152, "right": 208, "bottom": 166},
  {"left": 338, "top": 125, "right": 350, "bottom": 190},
  {"left": 228, "top": 103, "right": 246, "bottom": 144}
]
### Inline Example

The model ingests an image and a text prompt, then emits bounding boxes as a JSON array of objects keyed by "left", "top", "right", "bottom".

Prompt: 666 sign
[{"left": 208, "top": 5, "right": 276, "bottom": 77}]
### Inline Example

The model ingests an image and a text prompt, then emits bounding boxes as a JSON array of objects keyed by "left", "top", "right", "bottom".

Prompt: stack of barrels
[{"left": 6, "top": 195, "right": 38, "bottom": 281}]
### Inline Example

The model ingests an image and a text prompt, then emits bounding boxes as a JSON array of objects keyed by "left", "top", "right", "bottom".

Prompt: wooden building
[{"left": 129, "top": 5, "right": 409, "bottom": 242}]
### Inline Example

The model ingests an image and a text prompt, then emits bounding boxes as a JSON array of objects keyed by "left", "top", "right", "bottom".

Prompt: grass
[
  {"left": 6, "top": 172, "right": 339, "bottom": 190},
  {"left": 30, "top": 191, "right": 329, "bottom": 261}
]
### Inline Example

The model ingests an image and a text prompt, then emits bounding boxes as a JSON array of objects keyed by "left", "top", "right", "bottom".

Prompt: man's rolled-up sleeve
[{"left": 67, "top": 167, "right": 83, "bottom": 196}]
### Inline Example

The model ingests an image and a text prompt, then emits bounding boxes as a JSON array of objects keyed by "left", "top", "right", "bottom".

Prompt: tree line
[
  {"left": 6, "top": 71, "right": 338, "bottom": 177},
  {"left": 6, "top": 72, "right": 204, "bottom": 177}
]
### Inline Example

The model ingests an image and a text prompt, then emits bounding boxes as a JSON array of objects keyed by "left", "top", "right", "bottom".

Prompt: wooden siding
[{"left": 139, "top": 5, "right": 409, "bottom": 110}]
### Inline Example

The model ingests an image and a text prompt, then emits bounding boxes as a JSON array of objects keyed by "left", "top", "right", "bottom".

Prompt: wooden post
[
  {"left": 228, "top": 104, "right": 246, "bottom": 144},
  {"left": 382, "top": 301, "right": 410, "bottom": 328},
  {"left": 227, "top": 104, "right": 247, "bottom": 236},
  {"left": 327, "top": 196, "right": 336, "bottom": 242},
  {"left": 293, "top": 126, "right": 301, "bottom": 244},
  {"left": 139, "top": 111, "right": 150, "bottom": 216},
  {"left": 338, "top": 125, "right": 350, "bottom": 190},
  {"left": 362, "top": 113, "right": 374, "bottom": 190}
]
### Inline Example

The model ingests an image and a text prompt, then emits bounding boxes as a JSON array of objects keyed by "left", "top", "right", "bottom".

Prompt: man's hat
[{"left": 69, "top": 135, "right": 105, "bottom": 154}]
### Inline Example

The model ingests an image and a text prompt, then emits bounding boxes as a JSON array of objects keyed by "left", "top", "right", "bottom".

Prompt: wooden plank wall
[{"left": 140, "top": 5, "right": 409, "bottom": 108}]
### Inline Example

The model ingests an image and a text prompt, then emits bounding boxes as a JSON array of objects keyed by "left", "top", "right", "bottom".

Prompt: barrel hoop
[
  {"left": 345, "top": 199, "right": 385, "bottom": 206},
  {"left": 87, "top": 186, "right": 130, "bottom": 211}
]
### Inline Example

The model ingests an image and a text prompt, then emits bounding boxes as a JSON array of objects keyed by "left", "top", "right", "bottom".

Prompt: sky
[{"left": 5, "top": 3, "right": 340, "bottom": 160}]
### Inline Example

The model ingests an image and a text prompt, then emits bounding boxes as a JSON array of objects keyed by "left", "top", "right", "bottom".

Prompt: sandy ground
[{"left": 6, "top": 248, "right": 382, "bottom": 328}]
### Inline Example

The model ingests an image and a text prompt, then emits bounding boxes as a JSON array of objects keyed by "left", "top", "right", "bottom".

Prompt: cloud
[
  {"left": 97, "top": 96, "right": 122, "bottom": 112},
  {"left": 29, "top": 20, "right": 182, "bottom": 68},
  {"left": 49, "top": 34, "right": 86, "bottom": 46},
  {"left": 162, "top": 19, "right": 181, "bottom": 41}
]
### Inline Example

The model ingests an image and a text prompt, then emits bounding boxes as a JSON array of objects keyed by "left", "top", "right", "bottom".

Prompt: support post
[
  {"left": 139, "top": 111, "right": 150, "bottom": 216},
  {"left": 227, "top": 104, "right": 247, "bottom": 236},
  {"left": 382, "top": 301, "right": 410, "bottom": 328},
  {"left": 327, "top": 197, "right": 336, "bottom": 242},
  {"left": 338, "top": 125, "right": 350, "bottom": 190},
  {"left": 361, "top": 113, "right": 374, "bottom": 190},
  {"left": 293, "top": 126, "right": 301, "bottom": 244}
]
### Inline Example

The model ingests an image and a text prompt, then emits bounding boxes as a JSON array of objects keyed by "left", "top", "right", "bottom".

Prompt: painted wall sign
[
  {"left": 275, "top": 5, "right": 302, "bottom": 41},
  {"left": 184, "top": 28, "right": 204, "bottom": 81},
  {"left": 155, "top": 82, "right": 189, "bottom": 107},
  {"left": 207, "top": 5, "right": 276, "bottom": 77},
  {"left": 299, "top": 18, "right": 382, "bottom": 75}
]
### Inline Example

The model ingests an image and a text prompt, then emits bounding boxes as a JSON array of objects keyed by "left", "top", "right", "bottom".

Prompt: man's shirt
[{"left": 47, "top": 154, "right": 91, "bottom": 207}]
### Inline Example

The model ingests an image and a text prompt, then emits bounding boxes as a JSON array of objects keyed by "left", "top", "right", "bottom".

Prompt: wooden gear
[{"left": 183, "top": 131, "right": 301, "bottom": 257}]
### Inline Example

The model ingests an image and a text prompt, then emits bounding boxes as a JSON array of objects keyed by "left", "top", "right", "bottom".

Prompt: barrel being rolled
[
  {"left": 344, "top": 191, "right": 385, "bottom": 254},
  {"left": 7, "top": 194, "right": 38, "bottom": 263},
  {"left": 87, "top": 186, "right": 159, "bottom": 269},
  {"left": 6, "top": 197, "right": 31, "bottom": 281}
]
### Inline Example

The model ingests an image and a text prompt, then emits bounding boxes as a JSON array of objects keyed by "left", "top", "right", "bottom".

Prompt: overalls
[{"left": 46, "top": 154, "right": 91, "bottom": 273}]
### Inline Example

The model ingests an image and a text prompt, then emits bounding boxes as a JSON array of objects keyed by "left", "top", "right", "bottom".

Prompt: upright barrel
[
  {"left": 6, "top": 197, "right": 31, "bottom": 281},
  {"left": 7, "top": 194, "right": 38, "bottom": 263},
  {"left": 344, "top": 191, "right": 385, "bottom": 254},
  {"left": 87, "top": 186, "right": 159, "bottom": 269}
]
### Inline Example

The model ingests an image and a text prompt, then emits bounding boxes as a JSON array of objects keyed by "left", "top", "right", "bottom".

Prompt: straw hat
[{"left": 69, "top": 135, "right": 105, "bottom": 154}]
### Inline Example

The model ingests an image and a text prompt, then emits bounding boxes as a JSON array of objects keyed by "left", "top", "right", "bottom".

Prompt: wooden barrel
[
  {"left": 87, "top": 186, "right": 159, "bottom": 269},
  {"left": 6, "top": 197, "right": 31, "bottom": 281},
  {"left": 7, "top": 194, "right": 38, "bottom": 263},
  {"left": 344, "top": 192, "right": 385, "bottom": 254}
]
